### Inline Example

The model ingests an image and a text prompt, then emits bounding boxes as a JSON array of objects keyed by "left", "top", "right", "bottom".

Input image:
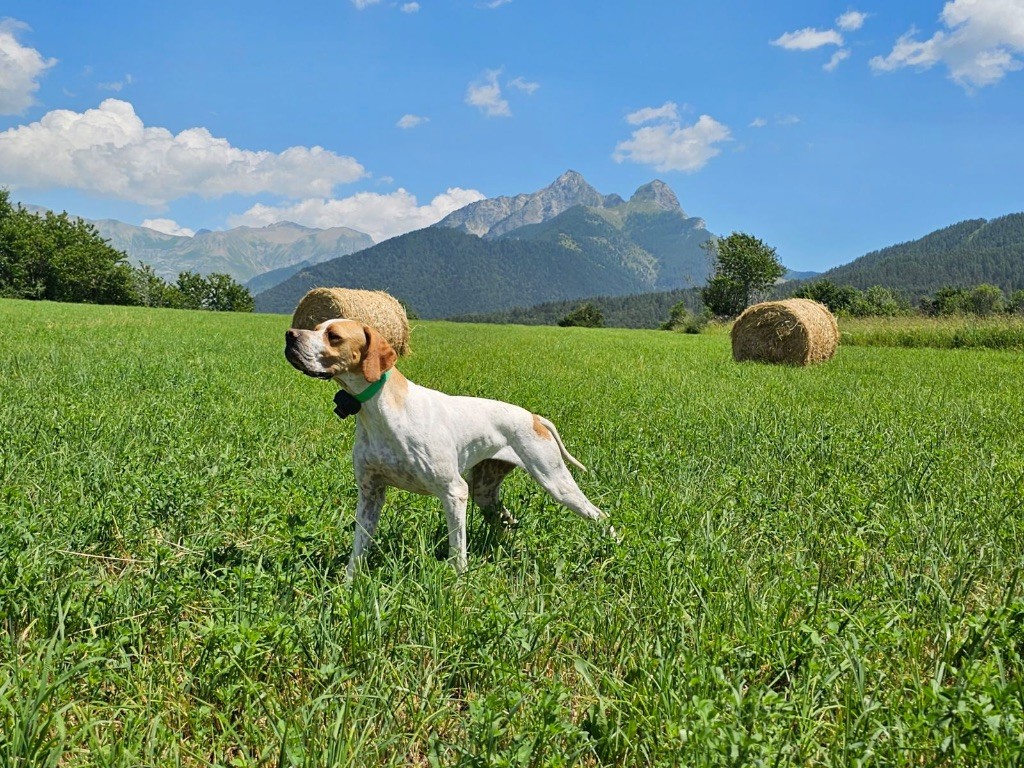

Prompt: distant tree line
[
  {"left": 810, "top": 215, "right": 1024, "bottom": 296},
  {"left": 792, "top": 279, "right": 1024, "bottom": 318},
  {"left": 0, "top": 190, "right": 253, "bottom": 312}
]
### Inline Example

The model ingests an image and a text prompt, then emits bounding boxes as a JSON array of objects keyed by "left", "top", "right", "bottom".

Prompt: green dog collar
[{"left": 354, "top": 369, "right": 390, "bottom": 403}]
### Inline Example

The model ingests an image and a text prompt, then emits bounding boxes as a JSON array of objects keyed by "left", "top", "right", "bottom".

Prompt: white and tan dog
[{"left": 285, "top": 319, "right": 610, "bottom": 574}]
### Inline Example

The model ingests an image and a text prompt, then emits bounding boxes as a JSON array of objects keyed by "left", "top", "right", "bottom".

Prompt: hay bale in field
[
  {"left": 291, "top": 287, "right": 411, "bottom": 357},
  {"left": 731, "top": 298, "right": 838, "bottom": 365}
]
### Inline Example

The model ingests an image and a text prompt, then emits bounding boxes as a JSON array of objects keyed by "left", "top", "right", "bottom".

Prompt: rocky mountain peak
[
  {"left": 543, "top": 169, "right": 605, "bottom": 207},
  {"left": 629, "top": 180, "right": 682, "bottom": 212}
]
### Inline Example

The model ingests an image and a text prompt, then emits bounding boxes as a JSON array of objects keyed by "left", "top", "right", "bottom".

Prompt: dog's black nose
[{"left": 285, "top": 328, "right": 300, "bottom": 342}]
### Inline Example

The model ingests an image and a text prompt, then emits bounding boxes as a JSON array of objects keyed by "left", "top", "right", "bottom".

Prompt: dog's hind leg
[
  {"left": 469, "top": 459, "right": 519, "bottom": 539},
  {"left": 513, "top": 432, "right": 611, "bottom": 535}
]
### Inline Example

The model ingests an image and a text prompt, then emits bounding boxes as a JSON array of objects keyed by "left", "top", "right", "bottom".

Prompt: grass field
[
  {"left": 838, "top": 315, "right": 1024, "bottom": 351},
  {"left": 2, "top": 298, "right": 1023, "bottom": 766}
]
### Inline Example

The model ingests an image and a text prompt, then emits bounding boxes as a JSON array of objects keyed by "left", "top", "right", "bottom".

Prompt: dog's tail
[{"left": 537, "top": 416, "right": 588, "bottom": 473}]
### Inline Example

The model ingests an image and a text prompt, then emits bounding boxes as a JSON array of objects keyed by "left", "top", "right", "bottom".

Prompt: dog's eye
[{"left": 327, "top": 331, "right": 341, "bottom": 344}]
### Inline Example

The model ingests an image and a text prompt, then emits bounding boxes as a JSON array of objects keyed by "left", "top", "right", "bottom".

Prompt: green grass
[
  {"left": 838, "top": 315, "right": 1024, "bottom": 350},
  {"left": 2, "top": 298, "right": 1024, "bottom": 766}
]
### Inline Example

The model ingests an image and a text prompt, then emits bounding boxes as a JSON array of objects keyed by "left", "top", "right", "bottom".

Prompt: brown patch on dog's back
[{"left": 532, "top": 414, "right": 553, "bottom": 440}]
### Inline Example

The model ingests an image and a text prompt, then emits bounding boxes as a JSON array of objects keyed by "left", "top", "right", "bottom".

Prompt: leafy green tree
[
  {"left": 175, "top": 271, "right": 254, "bottom": 312},
  {"left": 132, "top": 264, "right": 184, "bottom": 308},
  {"left": 931, "top": 286, "right": 970, "bottom": 316},
  {"left": 558, "top": 302, "right": 604, "bottom": 328},
  {"left": 1008, "top": 290, "right": 1024, "bottom": 315},
  {"left": 660, "top": 300, "right": 691, "bottom": 330},
  {"left": 966, "top": 284, "right": 1005, "bottom": 316},
  {"left": 700, "top": 233, "right": 784, "bottom": 317},
  {"left": 793, "top": 279, "right": 861, "bottom": 314},
  {"left": 0, "top": 190, "right": 138, "bottom": 305},
  {"left": 858, "top": 285, "right": 910, "bottom": 317},
  {"left": 204, "top": 272, "right": 255, "bottom": 312},
  {"left": 175, "top": 271, "right": 209, "bottom": 310}
]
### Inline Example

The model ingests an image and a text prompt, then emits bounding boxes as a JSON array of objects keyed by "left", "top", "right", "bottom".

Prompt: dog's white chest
[{"left": 354, "top": 424, "right": 452, "bottom": 495}]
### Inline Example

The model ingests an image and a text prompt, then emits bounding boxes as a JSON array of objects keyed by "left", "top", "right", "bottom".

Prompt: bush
[
  {"left": 855, "top": 285, "right": 911, "bottom": 317},
  {"left": 966, "top": 284, "right": 1005, "bottom": 316},
  {"left": 1008, "top": 290, "right": 1024, "bottom": 315},
  {"left": 793, "top": 279, "right": 861, "bottom": 314},
  {"left": 661, "top": 301, "right": 711, "bottom": 334},
  {"left": 681, "top": 308, "right": 712, "bottom": 334},
  {"left": 659, "top": 300, "right": 690, "bottom": 331},
  {"left": 558, "top": 303, "right": 604, "bottom": 328}
]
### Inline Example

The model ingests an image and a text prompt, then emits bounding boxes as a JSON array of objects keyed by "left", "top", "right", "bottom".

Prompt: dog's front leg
[
  {"left": 442, "top": 480, "right": 470, "bottom": 574},
  {"left": 348, "top": 480, "right": 386, "bottom": 578}
]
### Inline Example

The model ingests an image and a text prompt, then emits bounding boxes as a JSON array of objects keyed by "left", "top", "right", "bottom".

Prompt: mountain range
[
  {"left": 22, "top": 205, "right": 373, "bottom": 286},
  {"left": 22, "top": 172, "right": 1023, "bottom": 320},
  {"left": 256, "top": 171, "right": 717, "bottom": 317}
]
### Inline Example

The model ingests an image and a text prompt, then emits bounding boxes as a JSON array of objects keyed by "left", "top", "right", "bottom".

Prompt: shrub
[
  {"left": 966, "top": 284, "right": 1005, "bottom": 316},
  {"left": 558, "top": 303, "right": 604, "bottom": 328},
  {"left": 1008, "top": 290, "right": 1024, "bottom": 315},
  {"left": 793, "top": 279, "right": 861, "bottom": 314}
]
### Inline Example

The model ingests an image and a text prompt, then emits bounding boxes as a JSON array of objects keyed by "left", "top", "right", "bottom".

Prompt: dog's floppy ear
[{"left": 361, "top": 324, "right": 397, "bottom": 382}]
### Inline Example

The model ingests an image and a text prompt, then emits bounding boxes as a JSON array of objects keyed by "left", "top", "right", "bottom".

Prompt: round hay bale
[
  {"left": 731, "top": 298, "right": 838, "bottom": 365},
  {"left": 291, "top": 287, "right": 411, "bottom": 357}
]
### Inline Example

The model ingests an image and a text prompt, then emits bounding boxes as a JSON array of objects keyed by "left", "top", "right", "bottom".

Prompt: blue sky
[{"left": 1, "top": 0, "right": 1022, "bottom": 271}]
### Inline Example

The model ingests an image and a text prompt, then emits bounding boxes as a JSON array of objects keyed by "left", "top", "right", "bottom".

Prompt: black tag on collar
[{"left": 333, "top": 389, "right": 362, "bottom": 419}]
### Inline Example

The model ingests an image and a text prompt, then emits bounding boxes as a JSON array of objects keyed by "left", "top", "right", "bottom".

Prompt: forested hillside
[
  {"left": 254, "top": 227, "right": 668, "bottom": 318},
  {"left": 451, "top": 288, "right": 705, "bottom": 329},
  {"left": 819, "top": 214, "right": 1024, "bottom": 295}
]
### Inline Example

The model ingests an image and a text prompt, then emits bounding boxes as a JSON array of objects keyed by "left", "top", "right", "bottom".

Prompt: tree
[
  {"left": 931, "top": 286, "right": 970, "bottom": 315},
  {"left": 1008, "top": 290, "right": 1024, "bottom": 315},
  {"left": 793, "top": 279, "right": 861, "bottom": 314},
  {"left": 175, "top": 271, "right": 254, "bottom": 312},
  {"left": 966, "top": 284, "right": 1004, "bottom": 316},
  {"left": 700, "top": 233, "right": 784, "bottom": 317},
  {"left": 204, "top": 272, "right": 255, "bottom": 312},
  {"left": 0, "top": 190, "right": 138, "bottom": 305},
  {"left": 660, "top": 300, "right": 691, "bottom": 330},
  {"left": 132, "top": 264, "right": 184, "bottom": 308},
  {"left": 558, "top": 302, "right": 604, "bottom": 328},
  {"left": 858, "top": 285, "right": 910, "bottom": 317}
]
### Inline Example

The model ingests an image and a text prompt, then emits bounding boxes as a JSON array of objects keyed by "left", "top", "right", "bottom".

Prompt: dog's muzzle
[{"left": 284, "top": 330, "right": 332, "bottom": 379}]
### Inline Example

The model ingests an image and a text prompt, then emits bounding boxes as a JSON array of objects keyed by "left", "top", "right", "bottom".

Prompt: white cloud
[
  {"left": 824, "top": 48, "right": 852, "bottom": 71},
  {"left": 351, "top": 0, "right": 382, "bottom": 7},
  {"left": 0, "top": 19, "right": 57, "bottom": 115},
  {"left": 777, "top": 114, "right": 801, "bottom": 125},
  {"left": 98, "top": 74, "right": 133, "bottom": 92},
  {"left": 466, "top": 69, "right": 510, "bottom": 117},
  {"left": 480, "top": 0, "right": 513, "bottom": 7},
  {"left": 397, "top": 113, "right": 429, "bottom": 129},
  {"left": 836, "top": 11, "right": 868, "bottom": 31},
  {"left": 401, "top": 2, "right": 420, "bottom": 11},
  {"left": 749, "top": 117, "right": 768, "bottom": 128},
  {"left": 0, "top": 99, "right": 366, "bottom": 205},
  {"left": 508, "top": 76, "right": 540, "bottom": 94},
  {"left": 613, "top": 113, "right": 731, "bottom": 173},
  {"left": 227, "top": 187, "right": 485, "bottom": 242},
  {"left": 626, "top": 101, "right": 680, "bottom": 125},
  {"left": 141, "top": 218, "right": 195, "bottom": 237},
  {"left": 771, "top": 27, "right": 844, "bottom": 50},
  {"left": 871, "top": 0, "right": 1024, "bottom": 88}
]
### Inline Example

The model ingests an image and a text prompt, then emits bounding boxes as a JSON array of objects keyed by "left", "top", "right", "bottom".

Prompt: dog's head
[{"left": 285, "top": 318, "right": 397, "bottom": 382}]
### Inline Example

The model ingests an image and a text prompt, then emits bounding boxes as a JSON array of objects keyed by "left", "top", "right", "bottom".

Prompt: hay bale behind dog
[
  {"left": 731, "top": 298, "right": 838, "bottom": 365},
  {"left": 291, "top": 287, "right": 411, "bottom": 357}
]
